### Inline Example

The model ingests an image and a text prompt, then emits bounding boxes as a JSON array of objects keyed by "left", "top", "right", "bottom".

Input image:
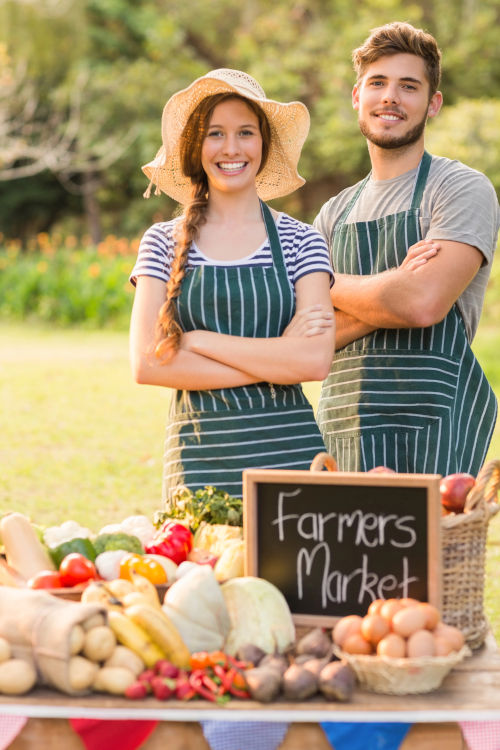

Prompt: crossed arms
[
  {"left": 331, "top": 238, "right": 484, "bottom": 349},
  {"left": 130, "top": 270, "right": 335, "bottom": 391}
]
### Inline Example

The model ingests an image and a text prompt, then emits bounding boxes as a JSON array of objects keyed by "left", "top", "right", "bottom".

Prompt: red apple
[
  {"left": 440, "top": 473, "right": 476, "bottom": 513},
  {"left": 187, "top": 547, "right": 218, "bottom": 567}
]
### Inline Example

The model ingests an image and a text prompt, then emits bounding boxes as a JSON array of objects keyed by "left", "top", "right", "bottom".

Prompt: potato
[
  {"left": 69, "top": 625, "right": 86, "bottom": 656},
  {"left": 83, "top": 626, "right": 117, "bottom": 663},
  {"left": 93, "top": 666, "right": 136, "bottom": 695},
  {"left": 69, "top": 655, "right": 99, "bottom": 691},
  {"left": 0, "top": 659, "right": 37, "bottom": 695},
  {"left": 82, "top": 613, "right": 107, "bottom": 631},
  {"left": 244, "top": 667, "right": 282, "bottom": 703},
  {"left": 319, "top": 660, "right": 356, "bottom": 702},
  {"left": 104, "top": 645, "right": 145, "bottom": 677},
  {"left": 0, "top": 636, "right": 11, "bottom": 663}
]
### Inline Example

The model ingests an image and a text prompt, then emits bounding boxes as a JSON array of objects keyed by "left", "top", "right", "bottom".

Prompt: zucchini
[{"left": 0, "top": 512, "right": 56, "bottom": 580}]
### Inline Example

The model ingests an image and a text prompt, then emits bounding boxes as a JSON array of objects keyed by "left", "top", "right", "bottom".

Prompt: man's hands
[{"left": 399, "top": 239, "right": 440, "bottom": 271}]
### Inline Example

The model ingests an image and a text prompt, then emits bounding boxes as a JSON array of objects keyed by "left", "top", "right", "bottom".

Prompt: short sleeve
[
  {"left": 293, "top": 223, "right": 335, "bottom": 287},
  {"left": 129, "top": 221, "right": 176, "bottom": 287},
  {"left": 425, "top": 166, "right": 500, "bottom": 265}
]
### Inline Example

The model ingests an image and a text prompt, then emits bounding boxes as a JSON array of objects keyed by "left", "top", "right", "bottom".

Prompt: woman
[{"left": 130, "top": 68, "right": 335, "bottom": 502}]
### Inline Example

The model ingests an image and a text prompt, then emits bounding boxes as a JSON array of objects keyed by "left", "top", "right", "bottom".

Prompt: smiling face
[
  {"left": 201, "top": 97, "right": 263, "bottom": 197},
  {"left": 352, "top": 53, "right": 442, "bottom": 150}
]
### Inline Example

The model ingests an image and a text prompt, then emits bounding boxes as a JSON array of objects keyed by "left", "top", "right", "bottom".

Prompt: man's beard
[{"left": 359, "top": 112, "right": 427, "bottom": 149}]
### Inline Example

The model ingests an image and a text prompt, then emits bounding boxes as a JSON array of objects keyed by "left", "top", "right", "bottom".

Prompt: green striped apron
[
  {"left": 318, "top": 152, "right": 497, "bottom": 475},
  {"left": 163, "top": 201, "right": 327, "bottom": 500}
]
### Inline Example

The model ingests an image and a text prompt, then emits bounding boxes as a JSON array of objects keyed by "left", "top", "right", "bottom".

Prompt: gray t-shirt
[{"left": 314, "top": 155, "right": 500, "bottom": 341}]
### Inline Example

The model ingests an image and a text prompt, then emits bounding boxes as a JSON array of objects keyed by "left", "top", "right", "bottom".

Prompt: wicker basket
[
  {"left": 333, "top": 645, "right": 471, "bottom": 695},
  {"left": 441, "top": 459, "right": 500, "bottom": 649}
]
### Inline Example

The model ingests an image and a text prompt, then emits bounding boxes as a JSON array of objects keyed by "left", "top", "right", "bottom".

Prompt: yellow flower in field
[
  {"left": 88, "top": 263, "right": 101, "bottom": 278},
  {"left": 37, "top": 261, "right": 48, "bottom": 273}
]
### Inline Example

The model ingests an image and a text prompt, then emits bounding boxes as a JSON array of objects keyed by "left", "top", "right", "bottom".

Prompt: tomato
[
  {"left": 59, "top": 553, "right": 98, "bottom": 587},
  {"left": 119, "top": 553, "right": 167, "bottom": 585},
  {"left": 27, "top": 570, "right": 63, "bottom": 589}
]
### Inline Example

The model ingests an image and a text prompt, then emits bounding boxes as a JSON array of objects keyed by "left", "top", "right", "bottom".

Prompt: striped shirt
[{"left": 130, "top": 212, "right": 334, "bottom": 288}]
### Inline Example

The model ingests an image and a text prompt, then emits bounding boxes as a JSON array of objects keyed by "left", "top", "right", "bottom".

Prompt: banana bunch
[{"left": 82, "top": 574, "right": 191, "bottom": 669}]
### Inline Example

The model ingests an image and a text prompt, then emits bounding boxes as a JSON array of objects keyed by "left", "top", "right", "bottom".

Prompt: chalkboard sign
[{"left": 243, "top": 468, "right": 442, "bottom": 627}]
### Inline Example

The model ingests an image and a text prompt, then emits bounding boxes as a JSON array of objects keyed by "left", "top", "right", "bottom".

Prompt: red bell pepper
[{"left": 145, "top": 520, "right": 193, "bottom": 565}]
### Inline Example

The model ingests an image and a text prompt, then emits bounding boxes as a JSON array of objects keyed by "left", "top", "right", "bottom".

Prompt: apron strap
[
  {"left": 260, "top": 200, "right": 287, "bottom": 278},
  {"left": 409, "top": 150, "right": 432, "bottom": 209},
  {"left": 336, "top": 175, "right": 370, "bottom": 226}
]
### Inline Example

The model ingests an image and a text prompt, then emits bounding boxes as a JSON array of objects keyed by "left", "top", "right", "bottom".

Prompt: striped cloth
[{"left": 130, "top": 212, "right": 333, "bottom": 288}]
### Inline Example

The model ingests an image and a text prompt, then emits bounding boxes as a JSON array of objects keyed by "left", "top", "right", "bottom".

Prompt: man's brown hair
[{"left": 352, "top": 22, "right": 442, "bottom": 96}]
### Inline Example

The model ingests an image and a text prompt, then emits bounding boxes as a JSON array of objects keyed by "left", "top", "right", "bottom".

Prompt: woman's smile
[{"left": 202, "top": 97, "right": 263, "bottom": 194}]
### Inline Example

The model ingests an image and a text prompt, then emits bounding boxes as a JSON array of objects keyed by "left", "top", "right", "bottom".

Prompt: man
[{"left": 315, "top": 21, "right": 499, "bottom": 476}]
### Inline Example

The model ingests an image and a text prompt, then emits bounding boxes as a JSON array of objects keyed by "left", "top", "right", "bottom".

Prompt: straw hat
[{"left": 142, "top": 68, "right": 310, "bottom": 204}]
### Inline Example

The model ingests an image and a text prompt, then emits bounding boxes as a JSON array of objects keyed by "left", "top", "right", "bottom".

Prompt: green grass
[{"left": 1, "top": 317, "right": 499, "bottom": 641}]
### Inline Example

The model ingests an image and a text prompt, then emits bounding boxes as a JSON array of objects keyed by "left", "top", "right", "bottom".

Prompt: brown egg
[
  {"left": 418, "top": 602, "right": 440, "bottom": 630},
  {"left": 392, "top": 605, "right": 427, "bottom": 638},
  {"left": 332, "top": 615, "right": 363, "bottom": 647},
  {"left": 434, "top": 635, "right": 455, "bottom": 656},
  {"left": 367, "top": 599, "right": 385, "bottom": 616},
  {"left": 433, "top": 623, "right": 465, "bottom": 652},
  {"left": 379, "top": 599, "right": 403, "bottom": 623},
  {"left": 399, "top": 597, "right": 420, "bottom": 608},
  {"left": 377, "top": 633, "right": 406, "bottom": 658},
  {"left": 342, "top": 633, "right": 372, "bottom": 655},
  {"left": 407, "top": 629, "right": 436, "bottom": 658},
  {"left": 361, "top": 614, "right": 391, "bottom": 646}
]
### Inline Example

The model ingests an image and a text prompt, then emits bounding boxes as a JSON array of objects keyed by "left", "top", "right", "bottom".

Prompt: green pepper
[{"left": 50, "top": 537, "right": 97, "bottom": 567}]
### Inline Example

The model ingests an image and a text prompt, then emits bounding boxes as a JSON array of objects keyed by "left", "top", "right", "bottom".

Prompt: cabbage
[
  {"left": 193, "top": 523, "right": 242, "bottom": 557},
  {"left": 162, "top": 565, "right": 230, "bottom": 653},
  {"left": 213, "top": 539, "right": 244, "bottom": 582},
  {"left": 221, "top": 577, "right": 296, "bottom": 655}
]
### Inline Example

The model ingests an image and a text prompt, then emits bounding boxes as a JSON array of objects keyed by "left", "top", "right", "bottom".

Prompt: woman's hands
[{"left": 283, "top": 304, "right": 334, "bottom": 338}]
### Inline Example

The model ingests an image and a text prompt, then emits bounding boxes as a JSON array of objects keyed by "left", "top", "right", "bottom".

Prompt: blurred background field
[{"left": 1, "top": 0, "right": 500, "bottom": 637}]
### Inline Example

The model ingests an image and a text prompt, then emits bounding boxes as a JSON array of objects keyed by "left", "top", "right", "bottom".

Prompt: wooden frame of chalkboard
[{"left": 243, "top": 469, "right": 442, "bottom": 627}]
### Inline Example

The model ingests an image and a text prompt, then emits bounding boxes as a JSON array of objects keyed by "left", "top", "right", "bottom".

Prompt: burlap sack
[{"left": 0, "top": 587, "right": 107, "bottom": 695}]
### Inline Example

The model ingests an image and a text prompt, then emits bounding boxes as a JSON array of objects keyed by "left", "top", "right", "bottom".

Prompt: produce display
[{"left": 0, "top": 477, "right": 481, "bottom": 704}]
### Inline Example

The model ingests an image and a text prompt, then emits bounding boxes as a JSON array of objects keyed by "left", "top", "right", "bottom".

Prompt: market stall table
[{"left": 1, "top": 632, "right": 499, "bottom": 749}]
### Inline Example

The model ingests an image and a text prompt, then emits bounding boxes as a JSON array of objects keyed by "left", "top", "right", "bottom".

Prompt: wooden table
[{"left": 1, "top": 633, "right": 499, "bottom": 749}]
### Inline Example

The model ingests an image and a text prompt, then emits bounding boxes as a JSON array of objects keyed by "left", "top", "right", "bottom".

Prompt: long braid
[{"left": 155, "top": 181, "right": 208, "bottom": 361}]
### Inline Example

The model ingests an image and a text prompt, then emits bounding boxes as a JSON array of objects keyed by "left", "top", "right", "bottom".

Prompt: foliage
[
  {"left": 0, "top": 234, "right": 137, "bottom": 328},
  {"left": 1, "top": 0, "right": 499, "bottom": 240}
]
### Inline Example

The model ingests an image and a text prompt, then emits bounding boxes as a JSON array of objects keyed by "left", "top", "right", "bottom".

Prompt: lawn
[{"left": 1, "top": 319, "right": 499, "bottom": 640}]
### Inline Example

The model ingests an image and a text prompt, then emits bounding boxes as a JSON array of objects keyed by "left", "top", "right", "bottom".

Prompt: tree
[{"left": 1, "top": 0, "right": 499, "bottom": 242}]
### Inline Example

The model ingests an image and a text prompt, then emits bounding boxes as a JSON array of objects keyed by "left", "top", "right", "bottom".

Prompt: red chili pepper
[
  {"left": 145, "top": 520, "right": 193, "bottom": 565},
  {"left": 188, "top": 671, "right": 218, "bottom": 702},
  {"left": 228, "top": 685, "right": 250, "bottom": 699},
  {"left": 213, "top": 663, "right": 229, "bottom": 690},
  {"left": 227, "top": 655, "right": 251, "bottom": 670},
  {"left": 201, "top": 673, "right": 220, "bottom": 694}
]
